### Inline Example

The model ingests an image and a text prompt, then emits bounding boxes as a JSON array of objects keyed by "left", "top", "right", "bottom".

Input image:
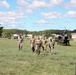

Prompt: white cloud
[
  {"left": 35, "top": 19, "right": 56, "bottom": 25},
  {"left": 16, "top": 7, "right": 33, "bottom": 15},
  {"left": 70, "top": 0, "right": 76, "bottom": 7},
  {"left": 30, "top": 0, "right": 50, "bottom": 9},
  {"left": 35, "top": 19, "right": 49, "bottom": 24},
  {"left": 67, "top": 11, "right": 76, "bottom": 18},
  {"left": 0, "top": 11, "right": 27, "bottom": 28},
  {"left": 26, "top": 9, "right": 33, "bottom": 14},
  {"left": 0, "top": 11, "right": 27, "bottom": 20},
  {"left": 0, "top": 0, "right": 10, "bottom": 8},
  {"left": 50, "top": 0, "right": 63, "bottom": 6},
  {"left": 17, "top": 0, "right": 29, "bottom": 6},
  {"left": 70, "top": 0, "right": 76, "bottom": 4},
  {"left": 41, "top": 12, "right": 63, "bottom": 19},
  {"left": 17, "top": 0, "right": 76, "bottom": 13},
  {"left": 63, "top": 0, "right": 76, "bottom": 9},
  {"left": 17, "top": 0, "right": 64, "bottom": 10},
  {"left": 41, "top": 11, "right": 76, "bottom": 19},
  {"left": 16, "top": 0, "right": 76, "bottom": 14}
]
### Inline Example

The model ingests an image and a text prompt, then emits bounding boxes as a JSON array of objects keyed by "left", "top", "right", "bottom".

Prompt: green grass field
[{"left": 0, "top": 38, "right": 76, "bottom": 75}]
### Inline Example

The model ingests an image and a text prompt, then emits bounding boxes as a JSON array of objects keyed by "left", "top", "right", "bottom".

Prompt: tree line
[{"left": 0, "top": 27, "right": 76, "bottom": 39}]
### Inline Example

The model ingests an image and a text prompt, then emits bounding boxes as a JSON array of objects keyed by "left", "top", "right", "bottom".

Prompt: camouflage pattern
[
  {"left": 30, "top": 35, "right": 35, "bottom": 52},
  {"left": 35, "top": 36, "right": 42, "bottom": 55},
  {"left": 18, "top": 35, "right": 23, "bottom": 50},
  {"left": 48, "top": 37, "right": 55, "bottom": 52},
  {"left": 41, "top": 36, "right": 47, "bottom": 53}
]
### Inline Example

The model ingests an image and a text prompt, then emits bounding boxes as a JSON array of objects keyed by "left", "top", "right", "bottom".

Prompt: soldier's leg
[
  {"left": 36, "top": 44, "right": 41, "bottom": 55},
  {"left": 20, "top": 43, "right": 23, "bottom": 50},
  {"left": 32, "top": 46, "right": 35, "bottom": 52},
  {"left": 42, "top": 46, "right": 44, "bottom": 51},
  {"left": 67, "top": 40, "right": 70, "bottom": 46},
  {"left": 38, "top": 45, "right": 41, "bottom": 55},
  {"left": 44, "top": 45, "right": 46, "bottom": 54},
  {"left": 35, "top": 45, "right": 38, "bottom": 54},
  {"left": 49, "top": 45, "right": 51, "bottom": 52},
  {"left": 65, "top": 40, "right": 67, "bottom": 46},
  {"left": 52, "top": 44, "right": 54, "bottom": 49},
  {"left": 18, "top": 43, "right": 21, "bottom": 50}
]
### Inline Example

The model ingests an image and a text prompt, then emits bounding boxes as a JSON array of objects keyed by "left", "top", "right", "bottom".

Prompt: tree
[
  {"left": 2, "top": 30, "right": 13, "bottom": 38},
  {"left": 67, "top": 31, "right": 72, "bottom": 39},
  {"left": 0, "top": 24, "right": 3, "bottom": 37}
]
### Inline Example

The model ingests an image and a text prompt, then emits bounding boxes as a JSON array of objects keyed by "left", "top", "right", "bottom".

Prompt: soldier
[
  {"left": 30, "top": 35, "right": 35, "bottom": 52},
  {"left": 18, "top": 34, "right": 23, "bottom": 50},
  {"left": 48, "top": 37, "right": 55, "bottom": 52},
  {"left": 63, "top": 29, "right": 70, "bottom": 46},
  {"left": 57, "top": 35, "right": 63, "bottom": 45},
  {"left": 35, "top": 36, "right": 42, "bottom": 55},
  {"left": 41, "top": 36, "right": 47, "bottom": 54}
]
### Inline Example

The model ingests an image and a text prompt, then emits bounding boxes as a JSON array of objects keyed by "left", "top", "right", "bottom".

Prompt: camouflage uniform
[
  {"left": 18, "top": 35, "right": 23, "bottom": 50},
  {"left": 48, "top": 38, "right": 55, "bottom": 52},
  {"left": 41, "top": 37, "right": 47, "bottom": 53},
  {"left": 35, "top": 36, "right": 42, "bottom": 55},
  {"left": 52, "top": 38, "right": 55, "bottom": 49},
  {"left": 30, "top": 35, "right": 35, "bottom": 52}
]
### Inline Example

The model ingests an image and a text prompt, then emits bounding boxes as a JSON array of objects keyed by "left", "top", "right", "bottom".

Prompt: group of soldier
[
  {"left": 17, "top": 30, "right": 70, "bottom": 54},
  {"left": 30, "top": 35, "right": 55, "bottom": 55},
  {"left": 17, "top": 29, "right": 70, "bottom": 55}
]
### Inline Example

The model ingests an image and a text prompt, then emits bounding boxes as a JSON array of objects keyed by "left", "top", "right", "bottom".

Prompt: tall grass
[{"left": 0, "top": 38, "right": 76, "bottom": 75}]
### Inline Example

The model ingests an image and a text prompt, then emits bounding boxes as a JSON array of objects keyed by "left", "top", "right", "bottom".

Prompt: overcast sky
[{"left": 0, "top": 0, "right": 76, "bottom": 31}]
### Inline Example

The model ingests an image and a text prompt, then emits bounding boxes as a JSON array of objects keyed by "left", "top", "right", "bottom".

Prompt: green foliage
[
  {"left": 67, "top": 31, "right": 72, "bottom": 39},
  {"left": 2, "top": 30, "right": 13, "bottom": 38},
  {"left": 2, "top": 29, "right": 73, "bottom": 39},
  {"left": 38, "top": 30, "right": 63, "bottom": 38},
  {"left": 10, "top": 29, "right": 28, "bottom": 34},
  {"left": 43, "top": 30, "right": 51, "bottom": 38},
  {"left": 0, "top": 27, "right": 3, "bottom": 37},
  {"left": 2, "top": 29, "right": 29, "bottom": 38}
]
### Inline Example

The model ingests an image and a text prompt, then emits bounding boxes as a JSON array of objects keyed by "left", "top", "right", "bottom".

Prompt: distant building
[
  {"left": 71, "top": 33, "right": 76, "bottom": 40},
  {"left": 13, "top": 34, "right": 18, "bottom": 39},
  {"left": 26, "top": 34, "right": 33, "bottom": 39}
]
